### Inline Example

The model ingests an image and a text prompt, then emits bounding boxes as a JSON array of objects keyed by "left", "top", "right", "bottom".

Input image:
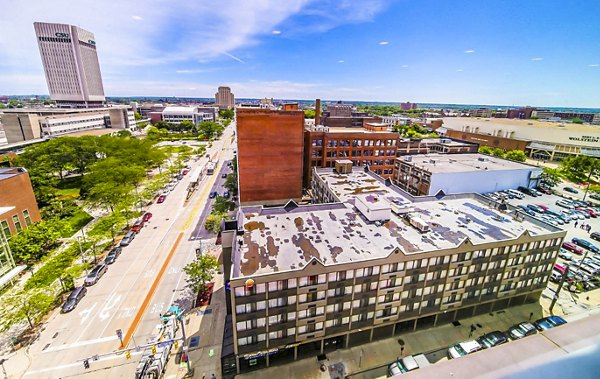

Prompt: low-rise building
[
  {"left": 161, "top": 106, "right": 214, "bottom": 125},
  {"left": 0, "top": 106, "right": 136, "bottom": 143},
  {"left": 0, "top": 167, "right": 41, "bottom": 236},
  {"left": 303, "top": 125, "right": 398, "bottom": 186},
  {"left": 220, "top": 166, "right": 564, "bottom": 374},
  {"left": 394, "top": 153, "right": 542, "bottom": 196},
  {"left": 396, "top": 138, "right": 479, "bottom": 157}
]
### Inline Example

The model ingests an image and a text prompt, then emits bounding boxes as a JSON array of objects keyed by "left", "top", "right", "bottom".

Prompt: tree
[
  {"left": 155, "top": 120, "right": 171, "bottom": 130},
  {"left": 224, "top": 173, "right": 238, "bottom": 195},
  {"left": 478, "top": 146, "right": 493, "bottom": 155},
  {"left": 134, "top": 112, "right": 143, "bottom": 121},
  {"left": 115, "top": 130, "right": 132, "bottom": 138},
  {"left": 541, "top": 168, "right": 562, "bottom": 187},
  {"left": 9, "top": 220, "right": 63, "bottom": 264},
  {"left": 198, "top": 121, "right": 223, "bottom": 140},
  {"left": 137, "top": 121, "right": 149, "bottom": 129},
  {"left": 183, "top": 254, "right": 219, "bottom": 294},
  {"left": 304, "top": 109, "right": 315, "bottom": 119},
  {"left": 570, "top": 117, "right": 584, "bottom": 124},
  {"left": 212, "top": 196, "right": 234, "bottom": 214},
  {"left": 218, "top": 109, "right": 234, "bottom": 120},
  {"left": 204, "top": 213, "right": 224, "bottom": 233},
  {"left": 4, "top": 289, "right": 56, "bottom": 331},
  {"left": 504, "top": 150, "right": 527, "bottom": 162},
  {"left": 560, "top": 156, "right": 600, "bottom": 183},
  {"left": 179, "top": 120, "right": 196, "bottom": 133}
]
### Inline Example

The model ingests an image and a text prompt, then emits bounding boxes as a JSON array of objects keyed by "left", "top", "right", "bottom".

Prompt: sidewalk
[
  {"left": 237, "top": 288, "right": 600, "bottom": 379},
  {"left": 163, "top": 249, "right": 226, "bottom": 379}
]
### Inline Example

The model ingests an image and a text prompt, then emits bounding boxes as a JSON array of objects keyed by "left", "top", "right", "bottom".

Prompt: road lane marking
[
  {"left": 78, "top": 303, "right": 98, "bottom": 325},
  {"left": 117, "top": 307, "right": 136, "bottom": 319},
  {"left": 25, "top": 349, "right": 143, "bottom": 376},
  {"left": 42, "top": 335, "right": 118, "bottom": 354},
  {"left": 119, "top": 232, "right": 183, "bottom": 349}
]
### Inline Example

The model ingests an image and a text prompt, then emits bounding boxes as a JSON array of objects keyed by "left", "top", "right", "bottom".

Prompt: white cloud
[
  {"left": 464, "top": 49, "right": 475, "bottom": 53},
  {"left": 132, "top": 15, "right": 143, "bottom": 20},
  {"left": 272, "top": 30, "right": 282, "bottom": 35},
  {"left": 379, "top": 41, "right": 389, "bottom": 45},
  {"left": 531, "top": 57, "right": 544, "bottom": 61},
  {"left": 338, "top": 60, "right": 345, "bottom": 63},
  {"left": 456, "top": 69, "right": 464, "bottom": 72},
  {"left": 401, "top": 64, "right": 408, "bottom": 68},
  {"left": 589, "top": 64, "right": 599, "bottom": 67}
]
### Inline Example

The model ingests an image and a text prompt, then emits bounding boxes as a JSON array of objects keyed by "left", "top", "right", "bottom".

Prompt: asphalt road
[{"left": 20, "top": 125, "right": 236, "bottom": 378}]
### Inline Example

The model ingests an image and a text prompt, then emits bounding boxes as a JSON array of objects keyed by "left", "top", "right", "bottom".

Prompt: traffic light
[
  {"left": 125, "top": 350, "right": 131, "bottom": 360},
  {"left": 151, "top": 345, "right": 157, "bottom": 355},
  {"left": 174, "top": 340, "right": 179, "bottom": 350},
  {"left": 83, "top": 359, "right": 90, "bottom": 369}
]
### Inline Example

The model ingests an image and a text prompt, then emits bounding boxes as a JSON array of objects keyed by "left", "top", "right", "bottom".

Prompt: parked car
[
  {"left": 536, "top": 204, "right": 549, "bottom": 211},
  {"left": 477, "top": 331, "right": 509, "bottom": 349},
  {"left": 104, "top": 247, "right": 122, "bottom": 265},
  {"left": 546, "top": 315, "right": 567, "bottom": 327},
  {"left": 157, "top": 195, "right": 166, "bottom": 204},
  {"left": 61, "top": 286, "right": 87, "bottom": 313},
  {"left": 572, "top": 237, "right": 599, "bottom": 253},
  {"left": 558, "top": 248, "right": 573, "bottom": 261},
  {"left": 448, "top": 340, "right": 482, "bottom": 359},
  {"left": 120, "top": 231, "right": 136, "bottom": 246},
  {"left": 533, "top": 318, "right": 555, "bottom": 331},
  {"left": 223, "top": 190, "right": 230, "bottom": 198},
  {"left": 507, "top": 322, "right": 538, "bottom": 340},
  {"left": 591, "top": 232, "right": 600, "bottom": 242},
  {"left": 577, "top": 208, "right": 598, "bottom": 218},
  {"left": 518, "top": 186, "right": 538, "bottom": 197},
  {"left": 590, "top": 193, "right": 600, "bottom": 201},
  {"left": 527, "top": 204, "right": 545, "bottom": 213},
  {"left": 537, "top": 186, "right": 552, "bottom": 195},
  {"left": 209, "top": 191, "right": 218, "bottom": 199},
  {"left": 142, "top": 212, "right": 153, "bottom": 222},
  {"left": 221, "top": 173, "right": 228, "bottom": 179},
  {"left": 387, "top": 354, "right": 431, "bottom": 377},
  {"left": 564, "top": 187, "right": 579, "bottom": 194},
  {"left": 517, "top": 205, "right": 535, "bottom": 216},
  {"left": 562, "top": 242, "right": 584, "bottom": 254},
  {"left": 182, "top": 168, "right": 189, "bottom": 175},
  {"left": 556, "top": 200, "right": 574, "bottom": 209},
  {"left": 131, "top": 219, "right": 145, "bottom": 233},
  {"left": 84, "top": 263, "right": 108, "bottom": 286},
  {"left": 508, "top": 189, "right": 524, "bottom": 199}
]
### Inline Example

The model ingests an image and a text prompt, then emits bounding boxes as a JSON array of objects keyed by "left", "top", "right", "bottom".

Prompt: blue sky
[{"left": 0, "top": 0, "right": 599, "bottom": 107}]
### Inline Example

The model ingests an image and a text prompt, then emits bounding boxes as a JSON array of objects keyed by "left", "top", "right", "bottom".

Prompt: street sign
[
  {"left": 92, "top": 355, "right": 99, "bottom": 361},
  {"left": 116, "top": 329, "right": 123, "bottom": 339}
]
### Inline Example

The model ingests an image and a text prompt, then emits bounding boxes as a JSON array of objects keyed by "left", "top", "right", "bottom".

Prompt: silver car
[{"left": 84, "top": 263, "right": 108, "bottom": 286}]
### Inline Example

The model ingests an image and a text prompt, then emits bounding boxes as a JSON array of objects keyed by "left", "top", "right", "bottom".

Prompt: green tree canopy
[
  {"left": 218, "top": 109, "right": 234, "bottom": 120},
  {"left": 8, "top": 220, "right": 63, "bottom": 264},
  {"left": 560, "top": 156, "right": 600, "bottom": 183},
  {"left": 504, "top": 150, "right": 527, "bottom": 162},
  {"left": 541, "top": 168, "right": 562, "bottom": 187},
  {"left": 4, "top": 289, "right": 56, "bottom": 330},
  {"left": 134, "top": 112, "right": 143, "bottom": 121},
  {"left": 478, "top": 146, "right": 493, "bottom": 155},
  {"left": 183, "top": 254, "right": 219, "bottom": 294},
  {"left": 304, "top": 109, "right": 315, "bottom": 119}
]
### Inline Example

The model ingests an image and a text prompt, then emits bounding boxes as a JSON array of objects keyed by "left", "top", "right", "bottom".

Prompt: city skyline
[{"left": 0, "top": 0, "right": 599, "bottom": 107}]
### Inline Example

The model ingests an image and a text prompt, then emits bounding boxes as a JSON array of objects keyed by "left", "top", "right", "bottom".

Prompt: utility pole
[
  {"left": 178, "top": 315, "right": 193, "bottom": 376},
  {"left": 582, "top": 159, "right": 598, "bottom": 202},
  {"left": 550, "top": 264, "right": 569, "bottom": 313}
]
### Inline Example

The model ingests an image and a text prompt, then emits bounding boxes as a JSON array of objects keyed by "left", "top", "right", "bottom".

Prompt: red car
[
  {"left": 576, "top": 208, "right": 597, "bottom": 218},
  {"left": 157, "top": 195, "right": 166, "bottom": 204},
  {"left": 562, "top": 242, "right": 583, "bottom": 254},
  {"left": 182, "top": 168, "right": 189, "bottom": 175},
  {"left": 536, "top": 204, "right": 548, "bottom": 211},
  {"left": 536, "top": 187, "right": 551, "bottom": 195},
  {"left": 142, "top": 212, "right": 153, "bottom": 222},
  {"left": 131, "top": 219, "right": 144, "bottom": 233}
]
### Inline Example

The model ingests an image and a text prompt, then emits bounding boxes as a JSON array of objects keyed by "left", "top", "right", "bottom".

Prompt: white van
[{"left": 387, "top": 354, "right": 431, "bottom": 377}]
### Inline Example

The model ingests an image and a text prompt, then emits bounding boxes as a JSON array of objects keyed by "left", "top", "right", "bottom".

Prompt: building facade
[
  {"left": 0, "top": 107, "right": 136, "bottom": 143},
  {"left": 236, "top": 108, "right": 305, "bottom": 206},
  {"left": 400, "top": 102, "right": 418, "bottom": 110},
  {"left": 161, "top": 106, "right": 214, "bottom": 125},
  {"left": 0, "top": 168, "right": 41, "bottom": 236},
  {"left": 216, "top": 86, "right": 235, "bottom": 109},
  {"left": 303, "top": 125, "right": 398, "bottom": 186},
  {"left": 34, "top": 22, "right": 105, "bottom": 107},
  {"left": 394, "top": 153, "right": 542, "bottom": 196},
  {"left": 396, "top": 138, "right": 479, "bottom": 157},
  {"left": 222, "top": 167, "right": 564, "bottom": 374}
]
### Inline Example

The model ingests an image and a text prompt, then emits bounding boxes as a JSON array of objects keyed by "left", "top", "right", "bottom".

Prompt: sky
[{"left": 0, "top": 0, "right": 599, "bottom": 108}]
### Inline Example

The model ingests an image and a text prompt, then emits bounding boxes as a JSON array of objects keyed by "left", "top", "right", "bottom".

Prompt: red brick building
[
  {"left": 303, "top": 125, "right": 398, "bottom": 186},
  {"left": 236, "top": 108, "right": 305, "bottom": 206},
  {"left": 0, "top": 167, "right": 41, "bottom": 236}
]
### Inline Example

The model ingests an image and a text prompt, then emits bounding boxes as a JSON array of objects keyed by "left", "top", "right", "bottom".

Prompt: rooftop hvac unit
[{"left": 404, "top": 156, "right": 413, "bottom": 162}]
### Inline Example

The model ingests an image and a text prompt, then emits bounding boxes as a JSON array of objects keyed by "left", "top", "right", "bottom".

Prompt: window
[
  {"left": 22, "top": 210, "right": 32, "bottom": 226},
  {"left": 0, "top": 220, "right": 10, "bottom": 238},
  {"left": 12, "top": 215, "right": 22, "bottom": 233}
]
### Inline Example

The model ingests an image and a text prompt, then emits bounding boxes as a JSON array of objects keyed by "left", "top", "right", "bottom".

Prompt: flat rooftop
[
  {"left": 399, "top": 138, "right": 478, "bottom": 147},
  {"left": 1, "top": 106, "right": 127, "bottom": 114},
  {"left": 399, "top": 153, "right": 537, "bottom": 174},
  {"left": 234, "top": 168, "right": 555, "bottom": 278},
  {"left": 321, "top": 127, "right": 396, "bottom": 134}
]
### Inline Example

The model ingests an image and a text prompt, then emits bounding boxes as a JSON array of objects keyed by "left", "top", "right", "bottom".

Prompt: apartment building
[
  {"left": 221, "top": 166, "right": 564, "bottom": 374},
  {"left": 0, "top": 168, "right": 41, "bottom": 236},
  {"left": 34, "top": 22, "right": 105, "bottom": 107},
  {"left": 303, "top": 124, "right": 398, "bottom": 186},
  {"left": 216, "top": 86, "right": 235, "bottom": 109}
]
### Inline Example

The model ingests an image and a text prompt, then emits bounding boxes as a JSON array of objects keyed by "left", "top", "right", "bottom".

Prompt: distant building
[
  {"left": 236, "top": 107, "right": 305, "bottom": 206},
  {"left": 506, "top": 107, "right": 535, "bottom": 120},
  {"left": 215, "top": 86, "right": 235, "bottom": 109},
  {"left": 34, "top": 22, "right": 105, "bottom": 108},
  {"left": 381, "top": 115, "right": 411, "bottom": 126},
  {"left": 0, "top": 107, "right": 135, "bottom": 143},
  {"left": 400, "top": 102, "right": 418, "bottom": 110},
  {"left": 470, "top": 108, "right": 492, "bottom": 118},
  {"left": 394, "top": 153, "right": 542, "bottom": 196},
  {"left": 396, "top": 138, "right": 479, "bottom": 157},
  {"left": 161, "top": 106, "right": 214, "bottom": 125},
  {"left": 303, "top": 125, "right": 398, "bottom": 186},
  {"left": 0, "top": 167, "right": 41, "bottom": 236},
  {"left": 320, "top": 103, "right": 381, "bottom": 128}
]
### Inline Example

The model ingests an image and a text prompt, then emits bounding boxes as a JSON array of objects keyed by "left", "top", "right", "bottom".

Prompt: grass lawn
[
  {"left": 55, "top": 176, "right": 83, "bottom": 199},
  {"left": 61, "top": 208, "right": 93, "bottom": 238}
]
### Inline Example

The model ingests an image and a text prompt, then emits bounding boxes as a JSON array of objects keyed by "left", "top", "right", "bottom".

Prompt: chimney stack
[{"left": 315, "top": 98, "right": 321, "bottom": 125}]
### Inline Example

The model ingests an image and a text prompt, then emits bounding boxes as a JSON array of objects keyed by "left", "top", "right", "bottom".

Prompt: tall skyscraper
[
  {"left": 34, "top": 22, "right": 105, "bottom": 107},
  {"left": 215, "top": 86, "right": 235, "bottom": 109}
]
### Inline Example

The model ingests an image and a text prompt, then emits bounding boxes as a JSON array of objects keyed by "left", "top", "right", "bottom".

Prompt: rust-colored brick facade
[
  {"left": 0, "top": 168, "right": 41, "bottom": 235},
  {"left": 303, "top": 127, "right": 398, "bottom": 186},
  {"left": 237, "top": 108, "right": 305, "bottom": 205}
]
